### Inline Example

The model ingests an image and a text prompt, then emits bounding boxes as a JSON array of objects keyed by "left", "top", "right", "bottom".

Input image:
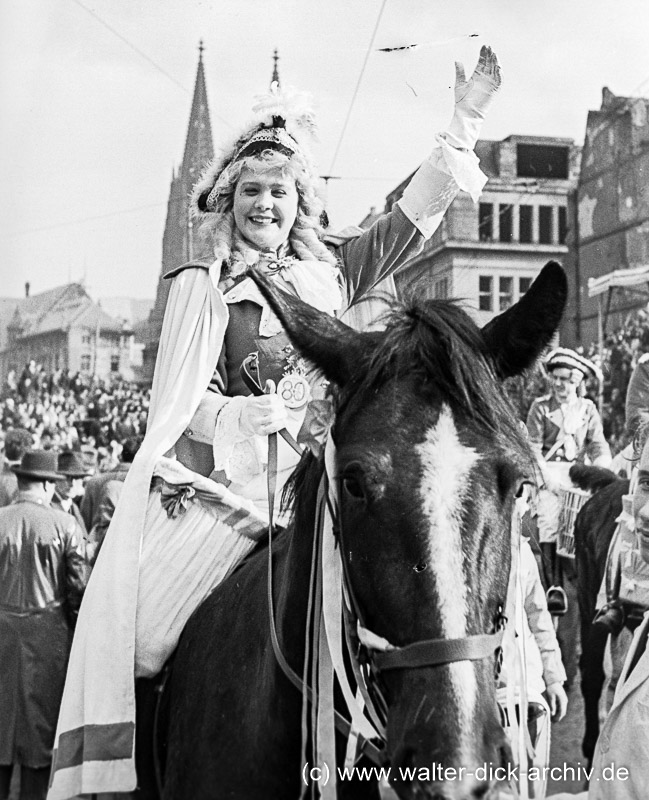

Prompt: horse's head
[{"left": 252, "top": 262, "right": 567, "bottom": 799}]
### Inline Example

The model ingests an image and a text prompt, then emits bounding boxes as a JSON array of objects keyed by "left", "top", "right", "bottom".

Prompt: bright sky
[{"left": 1, "top": 0, "right": 648, "bottom": 302}]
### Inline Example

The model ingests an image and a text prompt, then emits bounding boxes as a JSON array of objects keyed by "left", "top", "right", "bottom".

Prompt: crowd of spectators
[{"left": 1, "top": 360, "right": 149, "bottom": 471}]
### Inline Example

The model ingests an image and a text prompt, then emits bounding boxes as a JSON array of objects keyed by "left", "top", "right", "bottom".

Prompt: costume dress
[
  {"left": 49, "top": 137, "right": 487, "bottom": 799},
  {"left": 0, "top": 492, "right": 87, "bottom": 768},
  {"left": 526, "top": 394, "right": 610, "bottom": 543}
]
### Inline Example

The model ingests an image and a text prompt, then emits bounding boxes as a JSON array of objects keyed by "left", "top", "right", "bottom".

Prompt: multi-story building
[
  {"left": 562, "top": 88, "right": 649, "bottom": 347},
  {"left": 0, "top": 283, "right": 137, "bottom": 383},
  {"left": 389, "top": 135, "right": 581, "bottom": 325}
]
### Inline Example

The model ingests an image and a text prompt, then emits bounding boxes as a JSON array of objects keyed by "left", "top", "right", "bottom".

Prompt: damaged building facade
[
  {"left": 391, "top": 134, "right": 581, "bottom": 326},
  {"left": 562, "top": 88, "right": 649, "bottom": 346}
]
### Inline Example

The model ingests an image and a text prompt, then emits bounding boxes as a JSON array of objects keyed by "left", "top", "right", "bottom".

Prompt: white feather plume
[{"left": 251, "top": 82, "right": 318, "bottom": 138}]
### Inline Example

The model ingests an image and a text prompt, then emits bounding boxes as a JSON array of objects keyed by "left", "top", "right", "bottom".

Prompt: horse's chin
[
  {"left": 386, "top": 714, "right": 511, "bottom": 800},
  {"left": 387, "top": 752, "right": 508, "bottom": 800}
]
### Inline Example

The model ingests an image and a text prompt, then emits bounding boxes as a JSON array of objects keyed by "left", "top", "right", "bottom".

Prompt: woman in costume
[{"left": 49, "top": 46, "right": 501, "bottom": 799}]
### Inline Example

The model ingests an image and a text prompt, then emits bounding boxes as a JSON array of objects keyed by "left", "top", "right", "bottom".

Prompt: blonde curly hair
[{"left": 191, "top": 150, "right": 336, "bottom": 272}]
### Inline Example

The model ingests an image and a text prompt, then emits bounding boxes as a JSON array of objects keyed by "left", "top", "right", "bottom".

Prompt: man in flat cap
[{"left": 0, "top": 451, "right": 88, "bottom": 800}]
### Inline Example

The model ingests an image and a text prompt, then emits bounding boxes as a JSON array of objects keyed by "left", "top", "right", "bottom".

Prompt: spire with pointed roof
[
  {"left": 271, "top": 48, "right": 281, "bottom": 89},
  {"left": 143, "top": 44, "right": 215, "bottom": 381},
  {"left": 181, "top": 40, "right": 214, "bottom": 188}
]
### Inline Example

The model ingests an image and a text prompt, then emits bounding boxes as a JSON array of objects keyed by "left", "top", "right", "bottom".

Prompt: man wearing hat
[
  {"left": 0, "top": 451, "right": 88, "bottom": 800},
  {"left": 53, "top": 450, "right": 92, "bottom": 536}
]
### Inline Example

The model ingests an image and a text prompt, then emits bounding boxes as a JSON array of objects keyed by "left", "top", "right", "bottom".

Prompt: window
[
  {"left": 110, "top": 355, "right": 120, "bottom": 373},
  {"left": 516, "top": 144, "right": 569, "bottom": 179},
  {"left": 82, "top": 334, "right": 92, "bottom": 345},
  {"left": 499, "top": 277, "right": 514, "bottom": 311},
  {"left": 499, "top": 204, "right": 513, "bottom": 242},
  {"left": 479, "top": 276, "right": 493, "bottom": 311},
  {"left": 558, "top": 206, "right": 568, "bottom": 244},
  {"left": 519, "top": 277, "right": 533, "bottom": 296},
  {"left": 479, "top": 203, "right": 493, "bottom": 241},
  {"left": 519, "top": 205, "right": 533, "bottom": 243},
  {"left": 539, "top": 206, "right": 553, "bottom": 244},
  {"left": 80, "top": 354, "right": 92, "bottom": 372},
  {"left": 434, "top": 278, "right": 449, "bottom": 299}
]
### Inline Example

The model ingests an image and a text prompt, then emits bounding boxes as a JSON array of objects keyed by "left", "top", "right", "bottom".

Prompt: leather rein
[{"left": 240, "top": 354, "right": 506, "bottom": 764}]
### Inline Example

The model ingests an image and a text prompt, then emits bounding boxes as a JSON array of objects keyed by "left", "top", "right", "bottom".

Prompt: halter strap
[{"left": 369, "top": 629, "right": 504, "bottom": 671}]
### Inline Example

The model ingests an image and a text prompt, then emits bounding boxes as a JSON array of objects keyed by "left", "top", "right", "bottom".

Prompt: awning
[{"left": 588, "top": 265, "right": 649, "bottom": 297}]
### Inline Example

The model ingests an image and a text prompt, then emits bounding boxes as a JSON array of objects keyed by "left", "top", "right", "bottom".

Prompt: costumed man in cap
[
  {"left": 527, "top": 348, "right": 611, "bottom": 580},
  {"left": 53, "top": 451, "right": 92, "bottom": 536},
  {"left": 0, "top": 451, "right": 88, "bottom": 800},
  {"left": 526, "top": 347, "right": 611, "bottom": 682},
  {"left": 49, "top": 46, "right": 503, "bottom": 799}
]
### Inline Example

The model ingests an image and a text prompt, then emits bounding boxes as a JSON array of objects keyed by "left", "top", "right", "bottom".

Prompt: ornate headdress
[{"left": 192, "top": 84, "right": 320, "bottom": 216}]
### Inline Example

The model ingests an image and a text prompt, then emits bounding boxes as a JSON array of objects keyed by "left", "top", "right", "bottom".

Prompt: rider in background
[{"left": 526, "top": 348, "right": 611, "bottom": 594}]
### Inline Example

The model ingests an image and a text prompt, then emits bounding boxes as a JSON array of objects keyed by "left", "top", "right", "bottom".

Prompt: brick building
[
  {"left": 388, "top": 135, "right": 581, "bottom": 325},
  {"left": 0, "top": 283, "right": 138, "bottom": 383},
  {"left": 561, "top": 88, "right": 649, "bottom": 346}
]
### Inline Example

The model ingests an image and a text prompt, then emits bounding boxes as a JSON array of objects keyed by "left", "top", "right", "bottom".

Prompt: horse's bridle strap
[{"left": 370, "top": 629, "right": 504, "bottom": 671}]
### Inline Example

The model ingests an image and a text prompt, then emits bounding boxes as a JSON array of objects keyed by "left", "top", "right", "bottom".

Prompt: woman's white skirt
[{"left": 135, "top": 488, "right": 266, "bottom": 677}]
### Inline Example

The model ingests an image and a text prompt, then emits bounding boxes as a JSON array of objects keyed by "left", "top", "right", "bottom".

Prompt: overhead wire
[
  {"left": 327, "top": 0, "right": 389, "bottom": 175},
  {"left": 66, "top": 0, "right": 234, "bottom": 130},
  {"left": 0, "top": 203, "right": 167, "bottom": 239}
]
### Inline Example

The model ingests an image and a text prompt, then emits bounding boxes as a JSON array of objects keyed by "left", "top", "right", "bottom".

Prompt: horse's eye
[
  {"left": 342, "top": 474, "right": 365, "bottom": 500},
  {"left": 341, "top": 462, "right": 366, "bottom": 501}
]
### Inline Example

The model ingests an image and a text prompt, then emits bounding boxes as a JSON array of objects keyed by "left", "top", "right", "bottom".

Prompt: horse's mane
[
  {"left": 342, "top": 295, "right": 525, "bottom": 445},
  {"left": 282, "top": 295, "right": 531, "bottom": 522}
]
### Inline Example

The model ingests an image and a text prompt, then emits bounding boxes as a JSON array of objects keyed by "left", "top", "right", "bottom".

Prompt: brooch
[{"left": 277, "top": 353, "right": 312, "bottom": 410}]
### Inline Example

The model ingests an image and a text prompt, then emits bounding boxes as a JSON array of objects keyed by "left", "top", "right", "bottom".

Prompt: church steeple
[
  {"left": 143, "top": 44, "right": 216, "bottom": 383},
  {"left": 181, "top": 40, "right": 214, "bottom": 188},
  {"left": 271, "top": 48, "right": 281, "bottom": 89}
]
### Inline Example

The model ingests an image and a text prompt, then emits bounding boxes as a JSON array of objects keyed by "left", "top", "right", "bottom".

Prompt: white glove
[
  {"left": 443, "top": 45, "right": 502, "bottom": 151},
  {"left": 239, "top": 380, "right": 289, "bottom": 437}
]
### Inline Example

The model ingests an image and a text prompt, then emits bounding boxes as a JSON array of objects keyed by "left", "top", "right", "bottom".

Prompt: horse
[
  {"left": 571, "top": 466, "right": 629, "bottom": 763},
  {"left": 156, "top": 261, "right": 567, "bottom": 800}
]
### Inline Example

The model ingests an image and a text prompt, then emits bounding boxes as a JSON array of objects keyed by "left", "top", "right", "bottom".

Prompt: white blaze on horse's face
[{"left": 417, "top": 404, "right": 480, "bottom": 748}]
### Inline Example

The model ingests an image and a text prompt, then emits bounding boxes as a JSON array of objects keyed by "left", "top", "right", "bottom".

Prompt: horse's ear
[
  {"left": 481, "top": 260, "right": 568, "bottom": 379},
  {"left": 248, "top": 267, "right": 369, "bottom": 387}
]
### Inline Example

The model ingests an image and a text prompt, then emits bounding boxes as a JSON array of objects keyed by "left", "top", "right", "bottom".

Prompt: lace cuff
[
  {"left": 212, "top": 396, "right": 265, "bottom": 483},
  {"left": 399, "top": 134, "right": 487, "bottom": 237}
]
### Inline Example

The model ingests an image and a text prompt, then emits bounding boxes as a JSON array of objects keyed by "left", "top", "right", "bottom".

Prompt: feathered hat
[
  {"left": 192, "top": 83, "right": 320, "bottom": 216},
  {"left": 544, "top": 347, "right": 603, "bottom": 382}
]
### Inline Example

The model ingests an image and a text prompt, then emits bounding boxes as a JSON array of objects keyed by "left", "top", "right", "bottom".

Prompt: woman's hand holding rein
[{"left": 239, "top": 381, "right": 289, "bottom": 437}]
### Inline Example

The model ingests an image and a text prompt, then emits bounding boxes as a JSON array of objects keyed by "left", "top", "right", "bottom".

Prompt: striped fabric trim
[{"left": 52, "top": 721, "right": 135, "bottom": 772}]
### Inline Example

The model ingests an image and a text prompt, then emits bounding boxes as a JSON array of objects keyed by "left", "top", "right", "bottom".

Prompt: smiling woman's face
[{"left": 233, "top": 165, "right": 299, "bottom": 251}]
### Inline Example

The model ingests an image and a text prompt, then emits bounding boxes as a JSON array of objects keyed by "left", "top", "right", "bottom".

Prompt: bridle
[{"left": 240, "top": 354, "right": 508, "bottom": 767}]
